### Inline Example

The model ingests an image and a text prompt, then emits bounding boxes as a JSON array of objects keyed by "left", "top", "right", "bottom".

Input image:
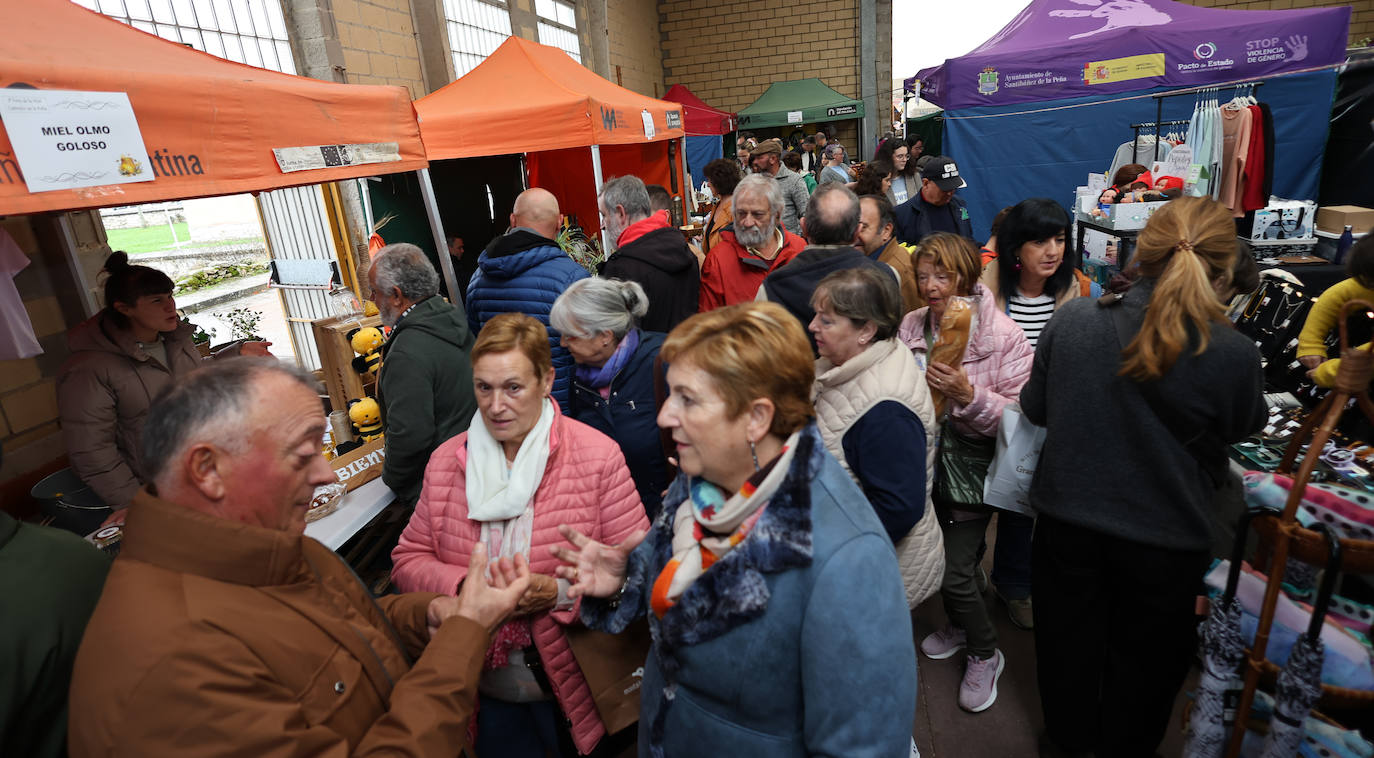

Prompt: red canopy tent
[
  {"left": 662, "top": 84, "right": 736, "bottom": 188},
  {"left": 663, "top": 84, "right": 736, "bottom": 136}
]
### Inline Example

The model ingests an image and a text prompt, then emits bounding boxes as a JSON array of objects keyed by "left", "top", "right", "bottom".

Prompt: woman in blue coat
[
  {"left": 551, "top": 302, "right": 917, "bottom": 758},
  {"left": 551, "top": 278, "right": 669, "bottom": 520}
]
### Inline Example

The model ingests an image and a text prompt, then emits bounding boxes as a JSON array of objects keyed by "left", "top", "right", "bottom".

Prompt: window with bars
[
  {"left": 443, "top": 0, "right": 513, "bottom": 79},
  {"left": 534, "top": 0, "right": 579, "bottom": 62},
  {"left": 73, "top": 0, "right": 296, "bottom": 74}
]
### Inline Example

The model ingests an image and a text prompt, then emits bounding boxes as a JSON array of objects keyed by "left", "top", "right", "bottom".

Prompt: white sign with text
[{"left": 0, "top": 89, "right": 153, "bottom": 193}]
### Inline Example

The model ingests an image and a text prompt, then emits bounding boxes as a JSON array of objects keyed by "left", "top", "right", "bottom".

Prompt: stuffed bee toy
[
  {"left": 349, "top": 327, "right": 384, "bottom": 378},
  {"left": 347, "top": 397, "right": 383, "bottom": 442}
]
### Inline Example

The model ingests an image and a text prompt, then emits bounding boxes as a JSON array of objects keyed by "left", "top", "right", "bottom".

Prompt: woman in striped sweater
[{"left": 978, "top": 197, "right": 1098, "bottom": 631}]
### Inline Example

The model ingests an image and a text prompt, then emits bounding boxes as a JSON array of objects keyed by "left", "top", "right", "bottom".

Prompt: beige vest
[{"left": 813, "top": 339, "right": 944, "bottom": 609}]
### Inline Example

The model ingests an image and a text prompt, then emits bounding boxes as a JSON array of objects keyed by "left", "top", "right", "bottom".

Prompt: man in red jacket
[{"left": 698, "top": 174, "right": 807, "bottom": 312}]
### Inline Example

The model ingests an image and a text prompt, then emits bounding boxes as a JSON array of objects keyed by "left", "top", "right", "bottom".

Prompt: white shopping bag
[{"left": 982, "top": 404, "right": 1044, "bottom": 516}]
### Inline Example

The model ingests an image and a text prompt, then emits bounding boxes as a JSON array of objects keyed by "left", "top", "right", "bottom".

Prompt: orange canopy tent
[
  {"left": 0, "top": 0, "right": 428, "bottom": 216},
  {"left": 415, "top": 36, "right": 684, "bottom": 159},
  {"left": 414, "top": 36, "right": 687, "bottom": 243}
]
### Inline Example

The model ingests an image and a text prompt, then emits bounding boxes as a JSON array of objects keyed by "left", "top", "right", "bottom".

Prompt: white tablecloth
[{"left": 305, "top": 478, "right": 394, "bottom": 550}]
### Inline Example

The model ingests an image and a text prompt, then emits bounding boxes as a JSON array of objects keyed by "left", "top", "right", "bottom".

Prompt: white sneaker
[
  {"left": 919, "top": 623, "right": 967, "bottom": 660},
  {"left": 958, "top": 650, "right": 1005, "bottom": 713}
]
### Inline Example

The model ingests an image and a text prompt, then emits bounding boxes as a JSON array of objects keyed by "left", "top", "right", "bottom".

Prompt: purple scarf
[{"left": 573, "top": 328, "right": 640, "bottom": 389}]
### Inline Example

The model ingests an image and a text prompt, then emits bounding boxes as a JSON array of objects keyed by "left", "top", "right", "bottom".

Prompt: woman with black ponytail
[
  {"left": 1019, "top": 196, "right": 1265, "bottom": 757},
  {"left": 56, "top": 252, "right": 271, "bottom": 520}
]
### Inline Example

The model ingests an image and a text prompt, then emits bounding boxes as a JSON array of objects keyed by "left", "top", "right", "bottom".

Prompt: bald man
[
  {"left": 758, "top": 184, "right": 892, "bottom": 351},
  {"left": 467, "top": 188, "right": 588, "bottom": 408}
]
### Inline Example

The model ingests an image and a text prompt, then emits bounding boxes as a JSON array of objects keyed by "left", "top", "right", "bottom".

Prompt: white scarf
[{"left": 466, "top": 399, "right": 556, "bottom": 561}]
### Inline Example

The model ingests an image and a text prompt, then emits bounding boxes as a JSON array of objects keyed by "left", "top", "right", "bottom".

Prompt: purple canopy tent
[
  {"left": 906, "top": 0, "right": 1350, "bottom": 109},
  {"left": 897, "top": 0, "right": 1350, "bottom": 241}
]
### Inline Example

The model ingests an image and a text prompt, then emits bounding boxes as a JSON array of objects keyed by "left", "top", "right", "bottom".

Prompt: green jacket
[
  {"left": 0, "top": 512, "right": 109, "bottom": 758},
  {"left": 377, "top": 297, "right": 477, "bottom": 507}
]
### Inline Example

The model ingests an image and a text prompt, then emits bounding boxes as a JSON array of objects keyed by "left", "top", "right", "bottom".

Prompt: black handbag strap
[{"left": 1099, "top": 294, "right": 1225, "bottom": 486}]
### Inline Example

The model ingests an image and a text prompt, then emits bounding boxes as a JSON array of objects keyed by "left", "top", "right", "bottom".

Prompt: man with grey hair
[
  {"left": 758, "top": 183, "right": 892, "bottom": 350},
  {"left": 68, "top": 358, "right": 531, "bottom": 756},
  {"left": 597, "top": 175, "right": 698, "bottom": 332},
  {"left": 747, "top": 140, "right": 810, "bottom": 236},
  {"left": 369, "top": 243, "right": 477, "bottom": 508},
  {"left": 698, "top": 173, "right": 807, "bottom": 311}
]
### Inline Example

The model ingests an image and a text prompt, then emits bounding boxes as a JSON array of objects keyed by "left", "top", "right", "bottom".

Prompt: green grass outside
[{"left": 107, "top": 223, "right": 260, "bottom": 255}]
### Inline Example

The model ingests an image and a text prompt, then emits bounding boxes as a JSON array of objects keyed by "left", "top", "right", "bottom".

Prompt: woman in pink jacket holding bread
[{"left": 392, "top": 312, "right": 650, "bottom": 757}]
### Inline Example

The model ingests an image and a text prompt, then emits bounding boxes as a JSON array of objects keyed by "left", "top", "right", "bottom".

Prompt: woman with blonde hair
[
  {"left": 392, "top": 312, "right": 650, "bottom": 757},
  {"left": 897, "top": 232, "right": 1032, "bottom": 714},
  {"left": 552, "top": 302, "right": 917, "bottom": 757},
  {"left": 1021, "top": 196, "right": 1264, "bottom": 757}
]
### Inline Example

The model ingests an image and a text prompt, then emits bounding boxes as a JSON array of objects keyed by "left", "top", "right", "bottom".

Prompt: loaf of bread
[
  {"left": 928, "top": 297, "right": 976, "bottom": 414},
  {"left": 930, "top": 297, "right": 975, "bottom": 368}
]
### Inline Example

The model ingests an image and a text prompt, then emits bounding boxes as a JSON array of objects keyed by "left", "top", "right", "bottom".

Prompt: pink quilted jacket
[
  {"left": 391, "top": 408, "right": 649, "bottom": 755},
  {"left": 898, "top": 283, "right": 1034, "bottom": 439}
]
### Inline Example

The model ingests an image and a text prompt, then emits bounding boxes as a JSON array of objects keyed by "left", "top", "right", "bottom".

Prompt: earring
[
  {"left": 750, "top": 440, "right": 760, "bottom": 471},
  {"left": 1014, "top": 258, "right": 1022, "bottom": 271}
]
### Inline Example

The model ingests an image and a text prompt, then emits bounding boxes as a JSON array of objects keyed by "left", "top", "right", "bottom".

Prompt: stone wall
[{"left": 607, "top": 0, "right": 665, "bottom": 97}]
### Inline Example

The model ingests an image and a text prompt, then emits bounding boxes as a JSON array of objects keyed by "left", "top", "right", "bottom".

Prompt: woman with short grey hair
[
  {"left": 809, "top": 267, "right": 944, "bottom": 613},
  {"left": 551, "top": 278, "right": 670, "bottom": 519}
]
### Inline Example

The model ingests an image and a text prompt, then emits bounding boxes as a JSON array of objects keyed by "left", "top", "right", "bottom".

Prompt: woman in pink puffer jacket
[
  {"left": 392, "top": 313, "right": 648, "bottom": 757},
  {"left": 897, "top": 234, "right": 1033, "bottom": 715}
]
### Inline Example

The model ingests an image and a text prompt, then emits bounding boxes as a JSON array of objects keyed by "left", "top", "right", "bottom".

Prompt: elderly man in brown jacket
[{"left": 68, "top": 358, "right": 531, "bottom": 757}]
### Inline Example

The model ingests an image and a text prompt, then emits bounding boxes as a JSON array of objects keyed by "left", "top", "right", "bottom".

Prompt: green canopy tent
[
  {"left": 904, "top": 111, "right": 944, "bottom": 157},
  {"left": 737, "top": 78, "right": 865, "bottom": 129}
]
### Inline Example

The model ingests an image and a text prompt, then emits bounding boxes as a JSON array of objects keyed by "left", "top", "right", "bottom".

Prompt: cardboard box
[
  {"left": 1317, "top": 205, "right": 1374, "bottom": 236},
  {"left": 311, "top": 313, "right": 382, "bottom": 411}
]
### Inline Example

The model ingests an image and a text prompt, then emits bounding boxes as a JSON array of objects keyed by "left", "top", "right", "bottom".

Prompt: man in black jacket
[
  {"left": 893, "top": 154, "right": 974, "bottom": 245},
  {"left": 758, "top": 183, "right": 889, "bottom": 351},
  {"left": 369, "top": 243, "right": 477, "bottom": 507},
  {"left": 598, "top": 175, "right": 699, "bottom": 333}
]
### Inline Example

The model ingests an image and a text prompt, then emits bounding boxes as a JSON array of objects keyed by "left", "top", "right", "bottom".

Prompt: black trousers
[{"left": 1032, "top": 515, "right": 1208, "bottom": 757}]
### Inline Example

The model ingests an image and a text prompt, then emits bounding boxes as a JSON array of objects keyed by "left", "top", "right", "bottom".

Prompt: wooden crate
[
  {"left": 311, "top": 313, "right": 382, "bottom": 411},
  {"left": 331, "top": 438, "right": 385, "bottom": 492}
]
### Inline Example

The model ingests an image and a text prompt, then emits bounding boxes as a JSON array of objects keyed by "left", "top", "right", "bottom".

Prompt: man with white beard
[{"left": 697, "top": 174, "right": 807, "bottom": 311}]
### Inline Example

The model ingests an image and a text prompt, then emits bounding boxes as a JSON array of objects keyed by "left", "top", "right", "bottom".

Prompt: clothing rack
[
  {"left": 1120, "top": 80, "right": 1266, "bottom": 167},
  {"left": 1129, "top": 119, "right": 1192, "bottom": 164}
]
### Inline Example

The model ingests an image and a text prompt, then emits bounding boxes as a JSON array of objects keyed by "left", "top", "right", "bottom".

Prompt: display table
[{"left": 305, "top": 477, "right": 394, "bottom": 551}]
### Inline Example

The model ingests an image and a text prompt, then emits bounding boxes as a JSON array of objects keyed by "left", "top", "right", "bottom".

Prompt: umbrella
[
  {"left": 1259, "top": 523, "right": 1341, "bottom": 758},
  {"left": 1184, "top": 509, "right": 1259, "bottom": 758}
]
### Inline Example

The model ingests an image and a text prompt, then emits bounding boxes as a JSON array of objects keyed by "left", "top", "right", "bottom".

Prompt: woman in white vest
[{"left": 809, "top": 267, "right": 944, "bottom": 609}]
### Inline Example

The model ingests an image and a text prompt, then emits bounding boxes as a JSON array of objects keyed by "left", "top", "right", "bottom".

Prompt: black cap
[{"left": 922, "top": 156, "right": 967, "bottom": 191}]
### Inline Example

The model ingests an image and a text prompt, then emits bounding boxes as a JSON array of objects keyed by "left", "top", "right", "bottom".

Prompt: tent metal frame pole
[
  {"left": 417, "top": 168, "right": 461, "bottom": 304},
  {"left": 591, "top": 144, "right": 609, "bottom": 254}
]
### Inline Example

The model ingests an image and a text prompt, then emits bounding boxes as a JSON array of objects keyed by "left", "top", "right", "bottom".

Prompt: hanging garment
[
  {"left": 1210, "top": 98, "right": 1225, "bottom": 200},
  {"left": 1219, "top": 104, "right": 1253, "bottom": 216},
  {"left": 0, "top": 227, "right": 42, "bottom": 360},
  {"left": 1242, "top": 104, "right": 1270, "bottom": 213},
  {"left": 1108, "top": 136, "right": 1172, "bottom": 180},
  {"left": 1258, "top": 103, "right": 1276, "bottom": 203},
  {"left": 1188, "top": 102, "right": 1216, "bottom": 197}
]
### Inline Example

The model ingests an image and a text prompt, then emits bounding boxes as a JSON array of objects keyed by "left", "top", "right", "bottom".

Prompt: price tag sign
[
  {"left": 640, "top": 110, "right": 656, "bottom": 139},
  {"left": 1086, "top": 173, "right": 1108, "bottom": 194},
  {"left": 787, "top": 110, "right": 804, "bottom": 124},
  {"left": 0, "top": 89, "right": 154, "bottom": 193}
]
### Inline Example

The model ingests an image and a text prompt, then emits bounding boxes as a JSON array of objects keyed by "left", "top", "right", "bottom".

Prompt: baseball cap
[{"left": 922, "top": 156, "right": 967, "bottom": 191}]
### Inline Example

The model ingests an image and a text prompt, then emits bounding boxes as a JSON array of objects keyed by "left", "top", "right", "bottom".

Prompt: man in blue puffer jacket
[{"left": 466, "top": 188, "right": 588, "bottom": 409}]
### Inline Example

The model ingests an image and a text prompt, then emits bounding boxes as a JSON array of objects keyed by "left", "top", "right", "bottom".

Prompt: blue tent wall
[
  {"left": 685, "top": 135, "right": 723, "bottom": 187},
  {"left": 942, "top": 68, "right": 1338, "bottom": 241}
]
